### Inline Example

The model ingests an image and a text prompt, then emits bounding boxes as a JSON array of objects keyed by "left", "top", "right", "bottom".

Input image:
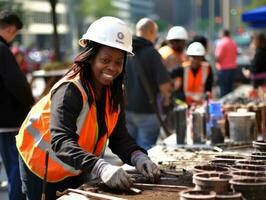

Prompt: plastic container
[
  {"left": 175, "top": 106, "right": 187, "bottom": 144},
  {"left": 209, "top": 102, "right": 223, "bottom": 116},
  {"left": 192, "top": 108, "right": 206, "bottom": 144},
  {"left": 209, "top": 102, "right": 224, "bottom": 144},
  {"left": 228, "top": 110, "right": 257, "bottom": 142}
]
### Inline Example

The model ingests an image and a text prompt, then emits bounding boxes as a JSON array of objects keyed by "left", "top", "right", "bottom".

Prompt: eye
[
  {"left": 115, "top": 60, "right": 123, "bottom": 66},
  {"left": 100, "top": 57, "right": 110, "bottom": 64}
]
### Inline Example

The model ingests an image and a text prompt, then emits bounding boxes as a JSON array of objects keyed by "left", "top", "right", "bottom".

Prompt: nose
[{"left": 108, "top": 62, "right": 122, "bottom": 72}]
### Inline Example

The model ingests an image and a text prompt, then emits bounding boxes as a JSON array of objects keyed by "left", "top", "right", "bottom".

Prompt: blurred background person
[
  {"left": 215, "top": 29, "right": 237, "bottom": 97},
  {"left": 125, "top": 18, "right": 171, "bottom": 150},
  {"left": 0, "top": 10, "right": 34, "bottom": 200},
  {"left": 191, "top": 35, "right": 209, "bottom": 58},
  {"left": 158, "top": 26, "right": 188, "bottom": 72},
  {"left": 242, "top": 32, "right": 266, "bottom": 98},
  {"left": 170, "top": 42, "right": 213, "bottom": 106}
]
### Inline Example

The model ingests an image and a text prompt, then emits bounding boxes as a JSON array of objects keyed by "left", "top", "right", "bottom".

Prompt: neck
[
  {"left": 94, "top": 84, "right": 105, "bottom": 100},
  {"left": 137, "top": 33, "right": 151, "bottom": 42}
]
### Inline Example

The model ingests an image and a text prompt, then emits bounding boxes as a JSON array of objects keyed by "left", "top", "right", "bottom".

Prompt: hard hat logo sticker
[{"left": 116, "top": 32, "right": 125, "bottom": 44}]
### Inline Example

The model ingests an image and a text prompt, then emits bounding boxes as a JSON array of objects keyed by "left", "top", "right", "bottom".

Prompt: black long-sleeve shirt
[
  {"left": 50, "top": 82, "right": 146, "bottom": 173},
  {"left": 0, "top": 36, "right": 34, "bottom": 128},
  {"left": 249, "top": 48, "right": 266, "bottom": 88}
]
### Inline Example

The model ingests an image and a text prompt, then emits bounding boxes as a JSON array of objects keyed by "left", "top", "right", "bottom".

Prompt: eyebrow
[{"left": 100, "top": 52, "right": 124, "bottom": 60}]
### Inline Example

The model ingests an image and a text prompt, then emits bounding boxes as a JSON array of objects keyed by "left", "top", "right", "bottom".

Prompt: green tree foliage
[
  {"left": 155, "top": 19, "right": 169, "bottom": 32},
  {"left": 0, "top": 2, "right": 24, "bottom": 23},
  {"left": 245, "top": 0, "right": 266, "bottom": 10},
  {"left": 77, "top": 0, "right": 118, "bottom": 19}
]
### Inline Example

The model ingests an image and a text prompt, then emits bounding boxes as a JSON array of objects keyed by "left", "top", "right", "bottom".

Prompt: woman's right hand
[{"left": 91, "top": 159, "right": 133, "bottom": 190}]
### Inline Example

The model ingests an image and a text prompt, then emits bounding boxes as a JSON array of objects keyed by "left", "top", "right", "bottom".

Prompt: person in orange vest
[
  {"left": 170, "top": 42, "right": 213, "bottom": 105},
  {"left": 158, "top": 26, "right": 188, "bottom": 72},
  {"left": 16, "top": 16, "right": 160, "bottom": 199}
]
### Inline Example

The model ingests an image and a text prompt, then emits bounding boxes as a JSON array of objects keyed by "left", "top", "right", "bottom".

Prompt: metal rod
[
  {"left": 134, "top": 183, "right": 190, "bottom": 191},
  {"left": 41, "top": 150, "right": 49, "bottom": 200}
]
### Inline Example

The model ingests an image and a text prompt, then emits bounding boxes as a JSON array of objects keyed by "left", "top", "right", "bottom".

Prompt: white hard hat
[
  {"left": 186, "top": 42, "right": 206, "bottom": 56},
  {"left": 166, "top": 26, "right": 188, "bottom": 40},
  {"left": 79, "top": 16, "right": 133, "bottom": 55}
]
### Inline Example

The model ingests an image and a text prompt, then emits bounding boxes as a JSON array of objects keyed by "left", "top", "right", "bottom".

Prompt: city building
[
  {"left": 112, "top": 0, "right": 154, "bottom": 24},
  {"left": 2, "top": 0, "right": 69, "bottom": 50}
]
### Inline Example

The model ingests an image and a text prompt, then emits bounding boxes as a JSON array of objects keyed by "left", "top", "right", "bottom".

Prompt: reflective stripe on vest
[
  {"left": 184, "top": 62, "right": 209, "bottom": 104},
  {"left": 16, "top": 74, "right": 119, "bottom": 182}
]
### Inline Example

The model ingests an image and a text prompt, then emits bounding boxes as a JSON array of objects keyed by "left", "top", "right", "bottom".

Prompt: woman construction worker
[
  {"left": 16, "top": 16, "right": 160, "bottom": 199},
  {"left": 171, "top": 42, "right": 213, "bottom": 106}
]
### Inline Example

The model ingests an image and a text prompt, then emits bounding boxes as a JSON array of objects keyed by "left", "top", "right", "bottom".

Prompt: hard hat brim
[{"left": 79, "top": 39, "right": 134, "bottom": 56}]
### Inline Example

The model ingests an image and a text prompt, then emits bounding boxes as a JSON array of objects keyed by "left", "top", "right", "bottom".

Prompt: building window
[{"left": 29, "top": 12, "right": 65, "bottom": 24}]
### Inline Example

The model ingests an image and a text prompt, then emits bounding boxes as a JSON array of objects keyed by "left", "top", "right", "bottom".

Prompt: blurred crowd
[
  {"left": 10, "top": 43, "right": 58, "bottom": 74},
  {"left": 1, "top": 8, "right": 266, "bottom": 200}
]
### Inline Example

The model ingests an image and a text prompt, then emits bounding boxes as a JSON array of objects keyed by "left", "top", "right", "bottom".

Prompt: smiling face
[{"left": 90, "top": 45, "right": 124, "bottom": 90}]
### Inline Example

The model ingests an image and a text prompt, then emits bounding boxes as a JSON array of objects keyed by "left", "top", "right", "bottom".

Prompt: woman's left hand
[{"left": 132, "top": 152, "right": 161, "bottom": 183}]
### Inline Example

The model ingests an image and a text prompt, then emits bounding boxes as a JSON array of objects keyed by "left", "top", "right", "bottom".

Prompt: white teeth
[{"left": 103, "top": 73, "right": 113, "bottom": 79}]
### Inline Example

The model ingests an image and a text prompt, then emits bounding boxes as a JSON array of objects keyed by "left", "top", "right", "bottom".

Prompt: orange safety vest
[
  {"left": 183, "top": 62, "right": 210, "bottom": 105},
  {"left": 16, "top": 74, "right": 120, "bottom": 182}
]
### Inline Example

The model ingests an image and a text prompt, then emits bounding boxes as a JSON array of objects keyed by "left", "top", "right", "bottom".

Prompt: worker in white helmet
[
  {"left": 158, "top": 26, "right": 189, "bottom": 72},
  {"left": 16, "top": 16, "right": 161, "bottom": 199},
  {"left": 171, "top": 42, "right": 213, "bottom": 105}
]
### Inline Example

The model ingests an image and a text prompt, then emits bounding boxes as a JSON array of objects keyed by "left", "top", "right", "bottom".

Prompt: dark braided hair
[{"left": 65, "top": 41, "right": 126, "bottom": 112}]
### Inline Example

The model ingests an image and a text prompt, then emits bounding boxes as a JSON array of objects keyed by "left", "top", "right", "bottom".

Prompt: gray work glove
[
  {"left": 91, "top": 159, "right": 132, "bottom": 190},
  {"left": 131, "top": 151, "right": 161, "bottom": 183}
]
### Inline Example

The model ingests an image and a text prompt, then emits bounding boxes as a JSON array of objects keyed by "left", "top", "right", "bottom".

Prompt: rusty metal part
[
  {"left": 230, "top": 178, "right": 266, "bottom": 200},
  {"left": 41, "top": 150, "right": 49, "bottom": 200},
  {"left": 180, "top": 189, "right": 216, "bottom": 200},
  {"left": 253, "top": 140, "right": 266, "bottom": 152},
  {"left": 78, "top": 184, "right": 98, "bottom": 193},
  {"left": 193, "top": 172, "right": 233, "bottom": 193},
  {"left": 56, "top": 188, "right": 127, "bottom": 200},
  {"left": 128, "top": 168, "right": 186, "bottom": 182},
  {"left": 160, "top": 169, "right": 186, "bottom": 177},
  {"left": 133, "top": 182, "right": 190, "bottom": 192}
]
